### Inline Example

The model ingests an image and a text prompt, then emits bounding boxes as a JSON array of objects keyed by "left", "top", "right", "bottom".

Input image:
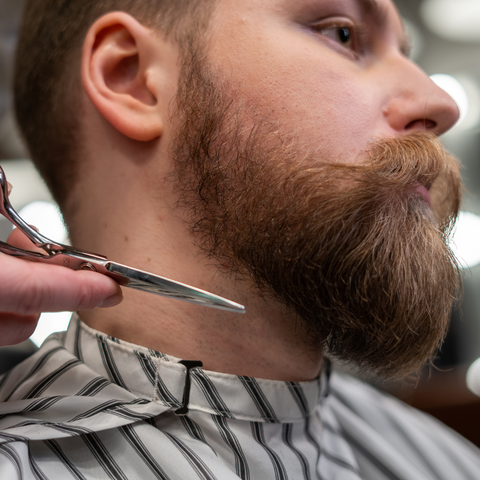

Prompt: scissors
[{"left": 0, "top": 166, "right": 245, "bottom": 314}]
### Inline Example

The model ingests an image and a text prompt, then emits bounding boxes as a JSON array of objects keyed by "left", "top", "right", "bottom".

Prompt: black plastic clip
[
  {"left": 323, "top": 358, "right": 332, "bottom": 398},
  {"left": 175, "top": 360, "right": 203, "bottom": 415}
]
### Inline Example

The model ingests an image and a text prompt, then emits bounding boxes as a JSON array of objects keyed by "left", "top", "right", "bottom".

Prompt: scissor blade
[{"left": 105, "top": 261, "right": 245, "bottom": 313}]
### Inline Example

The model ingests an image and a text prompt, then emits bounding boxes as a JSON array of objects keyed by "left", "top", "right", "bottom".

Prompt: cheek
[{"left": 210, "top": 25, "right": 378, "bottom": 162}]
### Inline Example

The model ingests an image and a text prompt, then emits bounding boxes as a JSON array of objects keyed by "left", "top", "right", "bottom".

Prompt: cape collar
[
  {"left": 0, "top": 315, "right": 329, "bottom": 442},
  {"left": 65, "top": 316, "right": 329, "bottom": 423}
]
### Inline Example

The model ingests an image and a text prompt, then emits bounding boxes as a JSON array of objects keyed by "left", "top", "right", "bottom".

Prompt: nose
[{"left": 381, "top": 55, "right": 460, "bottom": 136}]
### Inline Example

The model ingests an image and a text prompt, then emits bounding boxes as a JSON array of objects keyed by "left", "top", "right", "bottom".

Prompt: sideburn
[{"left": 172, "top": 51, "right": 462, "bottom": 378}]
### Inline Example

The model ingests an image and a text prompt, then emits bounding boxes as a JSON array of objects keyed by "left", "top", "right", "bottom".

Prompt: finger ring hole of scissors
[{"left": 79, "top": 262, "right": 97, "bottom": 272}]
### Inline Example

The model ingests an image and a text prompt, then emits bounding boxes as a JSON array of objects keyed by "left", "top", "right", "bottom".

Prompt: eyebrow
[
  {"left": 358, "top": 0, "right": 388, "bottom": 23},
  {"left": 357, "top": 0, "right": 411, "bottom": 57}
]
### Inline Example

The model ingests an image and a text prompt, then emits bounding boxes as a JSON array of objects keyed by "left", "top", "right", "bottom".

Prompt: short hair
[{"left": 14, "top": 0, "right": 212, "bottom": 212}]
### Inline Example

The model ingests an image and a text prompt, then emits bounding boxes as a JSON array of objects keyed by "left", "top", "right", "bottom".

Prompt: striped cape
[{"left": 0, "top": 316, "right": 479, "bottom": 479}]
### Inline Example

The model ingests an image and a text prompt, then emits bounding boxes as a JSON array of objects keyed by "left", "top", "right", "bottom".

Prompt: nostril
[
  {"left": 423, "top": 119, "right": 437, "bottom": 129},
  {"left": 405, "top": 119, "right": 437, "bottom": 131}
]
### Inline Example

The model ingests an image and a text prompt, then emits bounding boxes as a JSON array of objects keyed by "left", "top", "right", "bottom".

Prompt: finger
[
  {"left": 0, "top": 253, "right": 123, "bottom": 315},
  {"left": 0, "top": 312, "right": 39, "bottom": 347},
  {"left": 7, "top": 227, "right": 44, "bottom": 253}
]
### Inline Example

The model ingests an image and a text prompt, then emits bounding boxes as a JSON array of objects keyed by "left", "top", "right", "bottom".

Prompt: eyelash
[{"left": 312, "top": 20, "right": 368, "bottom": 58}]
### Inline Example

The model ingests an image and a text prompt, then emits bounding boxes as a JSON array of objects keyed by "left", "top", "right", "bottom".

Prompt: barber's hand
[{"left": 0, "top": 228, "right": 123, "bottom": 347}]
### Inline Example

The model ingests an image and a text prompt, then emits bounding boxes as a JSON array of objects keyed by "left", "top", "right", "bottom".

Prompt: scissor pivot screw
[{"left": 79, "top": 262, "right": 97, "bottom": 272}]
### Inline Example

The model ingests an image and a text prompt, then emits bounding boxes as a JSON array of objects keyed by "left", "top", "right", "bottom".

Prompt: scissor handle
[
  {"left": 0, "top": 239, "right": 113, "bottom": 277},
  {"left": 0, "top": 166, "right": 60, "bottom": 249},
  {"left": 0, "top": 240, "right": 51, "bottom": 260}
]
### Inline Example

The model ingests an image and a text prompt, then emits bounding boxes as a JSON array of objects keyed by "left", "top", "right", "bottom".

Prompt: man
[{"left": 1, "top": 0, "right": 479, "bottom": 478}]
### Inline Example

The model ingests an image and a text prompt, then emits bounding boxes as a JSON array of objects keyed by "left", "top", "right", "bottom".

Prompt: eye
[{"left": 318, "top": 25, "right": 355, "bottom": 50}]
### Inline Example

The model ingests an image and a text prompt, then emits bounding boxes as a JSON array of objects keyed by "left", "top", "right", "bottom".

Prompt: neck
[
  {"left": 80, "top": 290, "right": 323, "bottom": 382},
  {"left": 74, "top": 191, "right": 322, "bottom": 382},
  {"left": 70, "top": 123, "right": 322, "bottom": 382}
]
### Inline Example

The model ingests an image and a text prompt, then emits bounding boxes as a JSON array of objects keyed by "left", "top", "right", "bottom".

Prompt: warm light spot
[{"left": 467, "top": 357, "right": 480, "bottom": 397}]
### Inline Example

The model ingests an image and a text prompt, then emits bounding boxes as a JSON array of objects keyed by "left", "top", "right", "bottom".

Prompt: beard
[{"left": 171, "top": 49, "right": 462, "bottom": 378}]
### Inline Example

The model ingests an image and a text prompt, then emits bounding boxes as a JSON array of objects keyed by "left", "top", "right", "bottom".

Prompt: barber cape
[{"left": 0, "top": 316, "right": 479, "bottom": 480}]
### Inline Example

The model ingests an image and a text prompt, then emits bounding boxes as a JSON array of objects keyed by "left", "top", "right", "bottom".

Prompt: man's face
[
  {"left": 202, "top": 0, "right": 458, "bottom": 165},
  {"left": 171, "top": 0, "right": 461, "bottom": 378}
]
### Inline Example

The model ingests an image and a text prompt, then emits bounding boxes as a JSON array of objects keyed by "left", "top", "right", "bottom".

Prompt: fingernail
[
  {"left": 7, "top": 182, "right": 12, "bottom": 195},
  {"left": 98, "top": 293, "right": 123, "bottom": 308}
]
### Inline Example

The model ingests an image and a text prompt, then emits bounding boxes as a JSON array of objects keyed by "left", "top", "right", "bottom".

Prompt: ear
[{"left": 82, "top": 12, "right": 172, "bottom": 142}]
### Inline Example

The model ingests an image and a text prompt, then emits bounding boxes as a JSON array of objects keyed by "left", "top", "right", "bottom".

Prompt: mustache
[
  {"left": 292, "top": 132, "right": 462, "bottom": 235},
  {"left": 360, "top": 133, "right": 455, "bottom": 190}
]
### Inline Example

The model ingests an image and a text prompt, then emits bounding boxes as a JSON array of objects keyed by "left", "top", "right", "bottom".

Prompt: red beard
[{"left": 172, "top": 51, "right": 462, "bottom": 378}]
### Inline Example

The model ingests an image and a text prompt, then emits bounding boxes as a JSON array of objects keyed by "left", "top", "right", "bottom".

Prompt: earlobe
[{"left": 82, "top": 13, "right": 163, "bottom": 142}]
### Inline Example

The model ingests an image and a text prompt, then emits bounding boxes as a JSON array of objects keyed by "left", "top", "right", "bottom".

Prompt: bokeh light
[
  {"left": 430, "top": 74, "right": 469, "bottom": 127},
  {"left": 30, "top": 312, "right": 73, "bottom": 347},
  {"left": 421, "top": 0, "right": 480, "bottom": 43},
  {"left": 17, "top": 201, "right": 71, "bottom": 346},
  {"left": 450, "top": 211, "right": 480, "bottom": 269},
  {"left": 18, "top": 200, "right": 68, "bottom": 244}
]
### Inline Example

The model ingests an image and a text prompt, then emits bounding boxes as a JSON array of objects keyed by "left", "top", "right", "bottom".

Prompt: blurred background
[{"left": 2, "top": 0, "right": 480, "bottom": 444}]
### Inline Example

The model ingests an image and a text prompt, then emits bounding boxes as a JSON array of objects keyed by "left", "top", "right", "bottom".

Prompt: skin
[{"left": 4, "top": 0, "right": 459, "bottom": 380}]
